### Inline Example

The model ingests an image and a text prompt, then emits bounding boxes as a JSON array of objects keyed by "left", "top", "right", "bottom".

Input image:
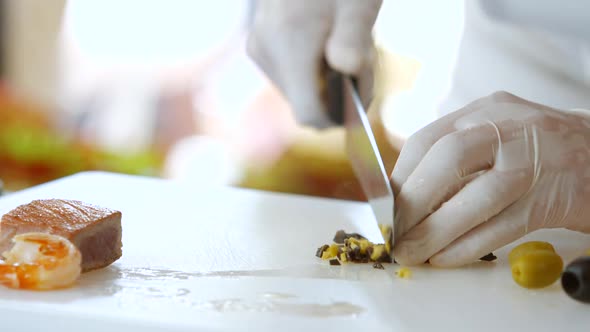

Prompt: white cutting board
[{"left": 0, "top": 172, "right": 589, "bottom": 332}]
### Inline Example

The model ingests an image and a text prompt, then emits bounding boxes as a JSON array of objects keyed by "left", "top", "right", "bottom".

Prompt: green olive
[
  {"left": 511, "top": 250, "right": 563, "bottom": 289},
  {"left": 509, "top": 241, "right": 556, "bottom": 265}
]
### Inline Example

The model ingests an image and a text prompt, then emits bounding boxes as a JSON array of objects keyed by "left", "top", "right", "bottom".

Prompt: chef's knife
[{"left": 321, "top": 65, "right": 395, "bottom": 246}]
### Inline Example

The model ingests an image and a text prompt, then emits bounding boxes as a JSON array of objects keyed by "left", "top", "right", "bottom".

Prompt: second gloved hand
[
  {"left": 391, "top": 92, "right": 590, "bottom": 267},
  {"left": 246, "top": 0, "right": 382, "bottom": 127}
]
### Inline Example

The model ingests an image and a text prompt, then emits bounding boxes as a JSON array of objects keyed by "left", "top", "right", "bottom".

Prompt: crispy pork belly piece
[{"left": 0, "top": 199, "right": 122, "bottom": 272}]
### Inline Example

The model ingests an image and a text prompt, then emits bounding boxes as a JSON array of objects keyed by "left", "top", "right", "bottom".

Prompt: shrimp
[{"left": 0, "top": 232, "right": 82, "bottom": 290}]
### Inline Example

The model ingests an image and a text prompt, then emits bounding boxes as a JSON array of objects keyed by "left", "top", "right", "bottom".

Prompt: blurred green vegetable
[{"left": 0, "top": 120, "right": 164, "bottom": 190}]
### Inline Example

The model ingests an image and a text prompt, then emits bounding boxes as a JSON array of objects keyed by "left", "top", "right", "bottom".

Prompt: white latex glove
[
  {"left": 391, "top": 91, "right": 590, "bottom": 267},
  {"left": 246, "top": 0, "right": 382, "bottom": 127}
]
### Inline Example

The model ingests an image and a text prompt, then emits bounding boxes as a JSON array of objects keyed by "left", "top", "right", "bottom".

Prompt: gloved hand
[
  {"left": 246, "top": 0, "right": 382, "bottom": 127},
  {"left": 391, "top": 91, "right": 590, "bottom": 267}
]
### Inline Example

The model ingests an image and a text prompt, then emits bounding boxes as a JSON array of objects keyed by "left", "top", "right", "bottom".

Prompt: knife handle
[
  {"left": 319, "top": 60, "right": 359, "bottom": 126},
  {"left": 320, "top": 61, "right": 344, "bottom": 125}
]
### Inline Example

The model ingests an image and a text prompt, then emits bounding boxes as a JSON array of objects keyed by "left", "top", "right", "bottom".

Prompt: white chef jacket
[{"left": 439, "top": 0, "right": 590, "bottom": 116}]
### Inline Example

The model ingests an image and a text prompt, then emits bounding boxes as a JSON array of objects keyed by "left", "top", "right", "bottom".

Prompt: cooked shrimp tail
[{"left": 0, "top": 232, "right": 82, "bottom": 290}]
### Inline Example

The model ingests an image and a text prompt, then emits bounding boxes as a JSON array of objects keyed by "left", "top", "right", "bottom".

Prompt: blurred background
[{"left": 0, "top": 0, "right": 464, "bottom": 199}]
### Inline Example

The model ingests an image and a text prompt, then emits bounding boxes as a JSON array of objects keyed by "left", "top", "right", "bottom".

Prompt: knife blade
[{"left": 322, "top": 66, "right": 395, "bottom": 246}]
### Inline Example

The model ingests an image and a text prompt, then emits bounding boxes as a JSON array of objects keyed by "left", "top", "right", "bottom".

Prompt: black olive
[{"left": 561, "top": 256, "right": 590, "bottom": 304}]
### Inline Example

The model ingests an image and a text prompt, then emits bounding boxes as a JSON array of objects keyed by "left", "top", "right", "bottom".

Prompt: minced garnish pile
[{"left": 316, "top": 224, "right": 393, "bottom": 267}]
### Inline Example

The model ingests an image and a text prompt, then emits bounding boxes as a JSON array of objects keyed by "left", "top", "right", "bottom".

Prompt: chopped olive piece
[
  {"left": 479, "top": 252, "right": 497, "bottom": 262},
  {"left": 339, "top": 252, "right": 349, "bottom": 263},
  {"left": 396, "top": 267, "right": 412, "bottom": 279},
  {"left": 321, "top": 244, "right": 340, "bottom": 260},
  {"left": 358, "top": 239, "right": 371, "bottom": 254},
  {"left": 380, "top": 255, "right": 393, "bottom": 264},
  {"left": 329, "top": 259, "right": 341, "bottom": 266},
  {"left": 379, "top": 224, "right": 393, "bottom": 253},
  {"left": 333, "top": 230, "right": 366, "bottom": 244},
  {"left": 316, "top": 244, "right": 329, "bottom": 258},
  {"left": 373, "top": 262, "right": 384, "bottom": 270},
  {"left": 379, "top": 224, "right": 392, "bottom": 242},
  {"left": 368, "top": 244, "right": 391, "bottom": 262},
  {"left": 317, "top": 225, "right": 394, "bottom": 265}
]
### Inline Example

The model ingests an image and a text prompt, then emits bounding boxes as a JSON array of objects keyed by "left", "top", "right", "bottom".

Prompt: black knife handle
[
  {"left": 320, "top": 61, "right": 345, "bottom": 125},
  {"left": 320, "top": 60, "right": 360, "bottom": 126}
]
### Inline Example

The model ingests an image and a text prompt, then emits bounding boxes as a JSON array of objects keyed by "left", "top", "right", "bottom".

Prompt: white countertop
[{"left": 0, "top": 171, "right": 588, "bottom": 332}]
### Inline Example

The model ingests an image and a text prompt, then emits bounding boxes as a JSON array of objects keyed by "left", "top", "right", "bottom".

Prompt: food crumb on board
[{"left": 395, "top": 267, "right": 412, "bottom": 279}]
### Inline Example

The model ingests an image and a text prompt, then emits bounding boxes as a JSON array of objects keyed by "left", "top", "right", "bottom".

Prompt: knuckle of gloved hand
[
  {"left": 395, "top": 244, "right": 428, "bottom": 266},
  {"left": 328, "top": 28, "right": 374, "bottom": 74},
  {"left": 430, "top": 133, "right": 468, "bottom": 171},
  {"left": 393, "top": 137, "right": 433, "bottom": 179},
  {"left": 403, "top": 132, "right": 435, "bottom": 156},
  {"left": 327, "top": 46, "right": 367, "bottom": 74},
  {"left": 488, "top": 90, "right": 521, "bottom": 103}
]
